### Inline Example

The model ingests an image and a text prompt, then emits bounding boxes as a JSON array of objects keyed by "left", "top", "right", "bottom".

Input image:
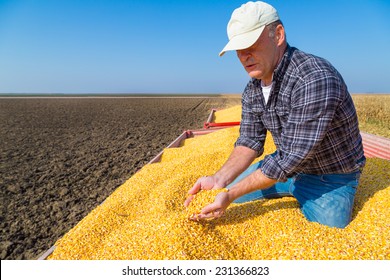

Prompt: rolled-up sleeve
[{"left": 261, "top": 73, "right": 343, "bottom": 181}]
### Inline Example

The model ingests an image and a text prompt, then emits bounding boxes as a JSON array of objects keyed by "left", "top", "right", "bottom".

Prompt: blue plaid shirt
[{"left": 235, "top": 45, "right": 365, "bottom": 181}]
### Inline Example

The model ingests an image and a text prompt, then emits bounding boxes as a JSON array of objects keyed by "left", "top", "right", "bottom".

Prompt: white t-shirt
[{"left": 261, "top": 82, "right": 273, "bottom": 104}]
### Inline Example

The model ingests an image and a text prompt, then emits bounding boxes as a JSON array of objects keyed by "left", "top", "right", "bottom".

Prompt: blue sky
[{"left": 0, "top": 0, "right": 389, "bottom": 94}]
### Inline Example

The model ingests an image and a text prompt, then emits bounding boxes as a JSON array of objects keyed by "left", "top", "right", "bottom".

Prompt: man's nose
[{"left": 237, "top": 49, "right": 251, "bottom": 61}]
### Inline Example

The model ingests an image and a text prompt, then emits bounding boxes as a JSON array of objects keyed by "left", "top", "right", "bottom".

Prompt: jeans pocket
[{"left": 320, "top": 172, "right": 360, "bottom": 188}]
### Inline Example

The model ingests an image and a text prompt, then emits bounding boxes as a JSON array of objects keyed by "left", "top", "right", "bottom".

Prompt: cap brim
[{"left": 219, "top": 26, "right": 265, "bottom": 56}]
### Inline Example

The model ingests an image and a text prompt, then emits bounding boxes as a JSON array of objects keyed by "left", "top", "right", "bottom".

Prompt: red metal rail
[
  {"left": 361, "top": 132, "right": 390, "bottom": 160},
  {"left": 203, "top": 121, "right": 241, "bottom": 129}
]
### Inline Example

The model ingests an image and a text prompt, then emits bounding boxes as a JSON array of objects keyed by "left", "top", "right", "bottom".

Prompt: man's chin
[
  {"left": 248, "top": 72, "right": 262, "bottom": 79},
  {"left": 246, "top": 69, "right": 263, "bottom": 79}
]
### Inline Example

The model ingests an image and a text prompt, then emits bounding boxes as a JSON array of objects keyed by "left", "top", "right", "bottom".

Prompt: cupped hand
[
  {"left": 189, "top": 190, "right": 231, "bottom": 221},
  {"left": 184, "top": 176, "right": 222, "bottom": 207}
]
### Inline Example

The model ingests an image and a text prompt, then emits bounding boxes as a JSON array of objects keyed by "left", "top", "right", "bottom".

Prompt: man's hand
[
  {"left": 186, "top": 168, "right": 278, "bottom": 221},
  {"left": 184, "top": 146, "right": 258, "bottom": 208},
  {"left": 184, "top": 176, "right": 223, "bottom": 207},
  {"left": 189, "top": 190, "right": 232, "bottom": 221}
]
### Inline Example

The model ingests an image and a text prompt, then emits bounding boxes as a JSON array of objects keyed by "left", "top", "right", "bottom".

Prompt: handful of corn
[
  {"left": 48, "top": 106, "right": 390, "bottom": 260},
  {"left": 186, "top": 189, "right": 228, "bottom": 220}
]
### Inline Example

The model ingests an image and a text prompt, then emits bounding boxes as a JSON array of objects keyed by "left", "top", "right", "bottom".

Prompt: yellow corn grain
[
  {"left": 213, "top": 105, "right": 241, "bottom": 122},
  {"left": 48, "top": 106, "right": 390, "bottom": 260}
]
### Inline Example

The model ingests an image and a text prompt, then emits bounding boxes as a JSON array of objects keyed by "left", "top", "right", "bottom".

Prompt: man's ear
[{"left": 275, "top": 24, "right": 285, "bottom": 46}]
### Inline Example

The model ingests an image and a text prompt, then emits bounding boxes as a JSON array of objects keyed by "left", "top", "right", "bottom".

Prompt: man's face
[{"left": 236, "top": 27, "right": 278, "bottom": 82}]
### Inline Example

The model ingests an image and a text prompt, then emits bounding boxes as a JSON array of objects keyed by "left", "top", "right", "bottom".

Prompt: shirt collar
[{"left": 273, "top": 44, "right": 294, "bottom": 83}]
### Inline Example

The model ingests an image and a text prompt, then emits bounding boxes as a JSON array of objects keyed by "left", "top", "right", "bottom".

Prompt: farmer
[{"left": 185, "top": 1, "right": 365, "bottom": 228}]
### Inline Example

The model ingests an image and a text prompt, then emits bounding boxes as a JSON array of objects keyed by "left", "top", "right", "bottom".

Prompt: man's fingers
[
  {"left": 185, "top": 177, "right": 208, "bottom": 208},
  {"left": 183, "top": 195, "right": 194, "bottom": 207},
  {"left": 189, "top": 209, "right": 225, "bottom": 221},
  {"left": 198, "top": 202, "right": 224, "bottom": 219},
  {"left": 188, "top": 179, "right": 202, "bottom": 195},
  {"left": 188, "top": 176, "right": 216, "bottom": 195},
  {"left": 213, "top": 209, "right": 225, "bottom": 218},
  {"left": 200, "top": 201, "right": 219, "bottom": 215},
  {"left": 189, "top": 212, "right": 214, "bottom": 221}
]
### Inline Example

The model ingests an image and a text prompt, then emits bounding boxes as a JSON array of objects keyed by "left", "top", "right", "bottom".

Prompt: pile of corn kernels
[{"left": 48, "top": 106, "right": 390, "bottom": 260}]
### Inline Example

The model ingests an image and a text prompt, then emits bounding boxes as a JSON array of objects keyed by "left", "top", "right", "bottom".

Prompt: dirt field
[{"left": 0, "top": 96, "right": 241, "bottom": 259}]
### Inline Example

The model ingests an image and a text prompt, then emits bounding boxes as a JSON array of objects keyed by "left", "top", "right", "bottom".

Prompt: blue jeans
[{"left": 226, "top": 161, "right": 361, "bottom": 228}]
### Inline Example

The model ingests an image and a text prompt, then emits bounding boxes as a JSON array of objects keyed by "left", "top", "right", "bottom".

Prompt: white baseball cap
[{"left": 219, "top": 1, "right": 279, "bottom": 56}]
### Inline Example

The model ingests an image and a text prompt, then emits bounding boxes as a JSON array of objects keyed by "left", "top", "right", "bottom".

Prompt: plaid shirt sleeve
[
  {"left": 234, "top": 82, "right": 267, "bottom": 156},
  {"left": 261, "top": 72, "right": 344, "bottom": 181}
]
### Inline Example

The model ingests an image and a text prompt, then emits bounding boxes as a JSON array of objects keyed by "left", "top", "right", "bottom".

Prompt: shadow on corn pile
[{"left": 211, "top": 200, "right": 298, "bottom": 227}]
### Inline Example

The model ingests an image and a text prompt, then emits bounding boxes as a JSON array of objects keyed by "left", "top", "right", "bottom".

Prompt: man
[{"left": 184, "top": 1, "right": 365, "bottom": 228}]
